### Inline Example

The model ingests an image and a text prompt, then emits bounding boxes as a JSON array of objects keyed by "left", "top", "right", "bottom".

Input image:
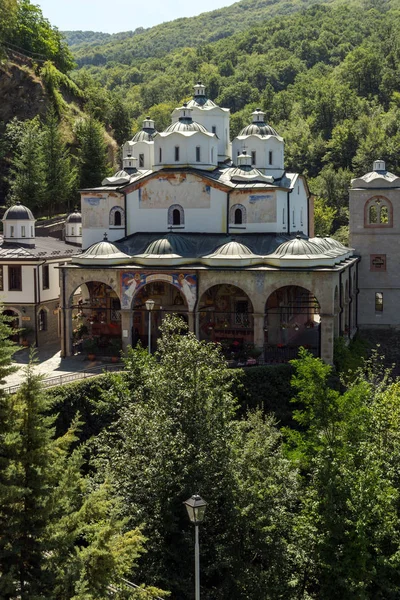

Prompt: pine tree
[
  {"left": 8, "top": 117, "right": 46, "bottom": 212},
  {"left": 0, "top": 352, "right": 166, "bottom": 599},
  {"left": 42, "top": 108, "right": 77, "bottom": 216},
  {"left": 76, "top": 116, "right": 112, "bottom": 189}
]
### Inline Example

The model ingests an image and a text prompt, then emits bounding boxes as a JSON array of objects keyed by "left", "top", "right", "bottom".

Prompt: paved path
[{"left": 4, "top": 342, "right": 105, "bottom": 389}]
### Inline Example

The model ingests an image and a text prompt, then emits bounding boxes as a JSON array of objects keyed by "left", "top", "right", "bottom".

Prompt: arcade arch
[
  {"left": 131, "top": 280, "right": 189, "bottom": 349},
  {"left": 264, "top": 285, "right": 320, "bottom": 362},
  {"left": 69, "top": 281, "right": 122, "bottom": 356},
  {"left": 198, "top": 284, "right": 254, "bottom": 356}
]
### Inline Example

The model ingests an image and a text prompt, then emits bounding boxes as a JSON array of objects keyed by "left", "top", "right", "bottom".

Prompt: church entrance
[
  {"left": 132, "top": 281, "right": 189, "bottom": 351},
  {"left": 264, "top": 285, "right": 320, "bottom": 362}
]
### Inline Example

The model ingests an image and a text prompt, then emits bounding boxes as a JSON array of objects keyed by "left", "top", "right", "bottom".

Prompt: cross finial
[
  {"left": 103, "top": 232, "right": 108, "bottom": 241},
  {"left": 241, "top": 143, "right": 248, "bottom": 154}
]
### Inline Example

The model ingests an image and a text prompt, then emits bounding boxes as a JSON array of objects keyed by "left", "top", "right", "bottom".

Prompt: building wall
[
  {"left": 81, "top": 191, "right": 125, "bottom": 249},
  {"left": 350, "top": 186, "right": 400, "bottom": 326},
  {"left": 127, "top": 174, "right": 228, "bottom": 234}
]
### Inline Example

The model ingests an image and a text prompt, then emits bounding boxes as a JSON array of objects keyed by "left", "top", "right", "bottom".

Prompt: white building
[
  {"left": 0, "top": 203, "right": 80, "bottom": 346},
  {"left": 59, "top": 85, "right": 357, "bottom": 364}
]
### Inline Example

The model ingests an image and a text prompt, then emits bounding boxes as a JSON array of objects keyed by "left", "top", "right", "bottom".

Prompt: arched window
[
  {"left": 229, "top": 204, "right": 247, "bottom": 225},
  {"left": 168, "top": 204, "right": 184, "bottom": 227},
  {"left": 109, "top": 206, "right": 125, "bottom": 227},
  {"left": 366, "top": 196, "right": 392, "bottom": 227},
  {"left": 234, "top": 208, "right": 243, "bottom": 225},
  {"left": 38, "top": 309, "right": 47, "bottom": 331}
]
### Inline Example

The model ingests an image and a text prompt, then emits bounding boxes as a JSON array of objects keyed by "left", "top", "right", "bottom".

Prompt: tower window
[
  {"left": 375, "top": 292, "right": 383, "bottom": 312},
  {"left": 139, "top": 154, "right": 144, "bottom": 168},
  {"left": 175, "top": 146, "right": 180, "bottom": 161},
  {"left": 251, "top": 151, "right": 256, "bottom": 165},
  {"left": 366, "top": 196, "right": 392, "bottom": 227},
  {"left": 269, "top": 150, "right": 273, "bottom": 165},
  {"left": 21, "top": 226, "right": 26, "bottom": 237},
  {"left": 196, "top": 146, "right": 201, "bottom": 162},
  {"left": 159, "top": 148, "right": 162, "bottom": 162},
  {"left": 10, "top": 226, "right": 14, "bottom": 238}
]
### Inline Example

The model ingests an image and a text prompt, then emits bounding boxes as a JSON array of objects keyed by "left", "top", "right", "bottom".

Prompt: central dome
[
  {"left": 164, "top": 120, "right": 208, "bottom": 134},
  {"left": 239, "top": 123, "right": 279, "bottom": 137}
]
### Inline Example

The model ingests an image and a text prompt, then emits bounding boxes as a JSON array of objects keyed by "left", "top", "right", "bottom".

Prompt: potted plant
[{"left": 82, "top": 337, "right": 98, "bottom": 360}]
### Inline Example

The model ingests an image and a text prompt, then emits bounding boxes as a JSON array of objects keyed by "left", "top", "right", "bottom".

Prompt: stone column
[
  {"left": 61, "top": 307, "right": 73, "bottom": 357},
  {"left": 121, "top": 309, "right": 132, "bottom": 353},
  {"left": 320, "top": 314, "right": 335, "bottom": 365},
  {"left": 253, "top": 313, "right": 265, "bottom": 350}
]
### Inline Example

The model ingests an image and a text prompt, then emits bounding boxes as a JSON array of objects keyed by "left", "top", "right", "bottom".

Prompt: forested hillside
[
  {"left": 69, "top": 0, "right": 400, "bottom": 238},
  {"left": 66, "top": 0, "right": 341, "bottom": 64}
]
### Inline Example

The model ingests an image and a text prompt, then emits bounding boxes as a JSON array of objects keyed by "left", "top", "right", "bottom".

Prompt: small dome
[
  {"left": 3, "top": 201, "right": 34, "bottom": 221},
  {"left": 239, "top": 123, "right": 279, "bottom": 137},
  {"left": 80, "top": 234, "right": 128, "bottom": 261},
  {"left": 66, "top": 209, "right": 82, "bottom": 224},
  {"left": 211, "top": 241, "right": 253, "bottom": 257},
  {"left": 324, "top": 237, "right": 347, "bottom": 249},
  {"left": 164, "top": 120, "right": 208, "bottom": 134},
  {"left": 144, "top": 235, "right": 191, "bottom": 256},
  {"left": 275, "top": 236, "right": 322, "bottom": 256}
]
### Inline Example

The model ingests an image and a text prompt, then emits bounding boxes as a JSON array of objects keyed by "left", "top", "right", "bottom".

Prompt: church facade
[{"left": 60, "top": 83, "right": 358, "bottom": 364}]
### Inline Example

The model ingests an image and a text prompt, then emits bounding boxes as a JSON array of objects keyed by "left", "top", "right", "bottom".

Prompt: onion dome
[
  {"left": 239, "top": 108, "right": 279, "bottom": 137},
  {"left": 3, "top": 201, "right": 34, "bottom": 221},
  {"left": 164, "top": 104, "right": 208, "bottom": 134},
  {"left": 275, "top": 236, "right": 322, "bottom": 257},
  {"left": 66, "top": 208, "right": 82, "bottom": 224},
  {"left": 73, "top": 233, "right": 130, "bottom": 265},
  {"left": 144, "top": 234, "right": 192, "bottom": 256},
  {"left": 131, "top": 116, "right": 157, "bottom": 142}
]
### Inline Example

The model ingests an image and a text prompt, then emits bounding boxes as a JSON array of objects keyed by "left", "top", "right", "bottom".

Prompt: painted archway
[
  {"left": 199, "top": 284, "right": 254, "bottom": 358},
  {"left": 264, "top": 285, "right": 320, "bottom": 362}
]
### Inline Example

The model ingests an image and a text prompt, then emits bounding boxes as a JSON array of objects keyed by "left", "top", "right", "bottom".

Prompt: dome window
[
  {"left": 175, "top": 146, "right": 180, "bottom": 162},
  {"left": 168, "top": 204, "right": 184, "bottom": 227},
  {"left": 139, "top": 153, "right": 144, "bottom": 168},
  {"left": 21, "top": 226, "right": 25, "bottom": 238},
  {"left": 269, "top": 151, "right": 273, "bottom": 165},
  {"left": 196, "top": 146, "right": 201, "bottom": 162},
  {"left": 251, "top": 151, "right": 256, "bottom": 166},
  {"left": 159, "top": 148, "right": 162, "bottom": 163}
]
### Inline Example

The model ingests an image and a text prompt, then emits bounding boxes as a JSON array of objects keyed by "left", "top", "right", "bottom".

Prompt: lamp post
[
  {"left": 184, "top": 494, "right": 207, "bottom": 600},
  {"left": 145, "top": 299, "right": 155, "bottom": 353}
]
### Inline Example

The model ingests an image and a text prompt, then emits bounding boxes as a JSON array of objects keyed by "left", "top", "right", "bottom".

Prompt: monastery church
[{"left": 2, "top": 83, "right": 396, "bottom": 364}]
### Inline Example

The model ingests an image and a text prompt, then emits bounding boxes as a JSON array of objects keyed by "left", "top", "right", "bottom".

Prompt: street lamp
[
  {"left": 145, "top": 299, "right": 155, "bottom": 354},
  {"left": 184, "top": 494, "right": 207, "bottom": 600}
]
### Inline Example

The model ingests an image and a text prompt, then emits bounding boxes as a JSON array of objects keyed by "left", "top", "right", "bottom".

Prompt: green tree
[
  {"left": 8, "top": 117, "right": 45, "bottom": 211},
  {"left": 287, "top": 349, "right": 400, "bottom": 599},
  {"left": 75, "top": 116, "right": 112, "bottom": 189},
  {"left": 0, "top": 355, "right": 166, "bottom": 599},
  {"left": 42, "top": 108, "right": 77, "bottom": 216}
]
